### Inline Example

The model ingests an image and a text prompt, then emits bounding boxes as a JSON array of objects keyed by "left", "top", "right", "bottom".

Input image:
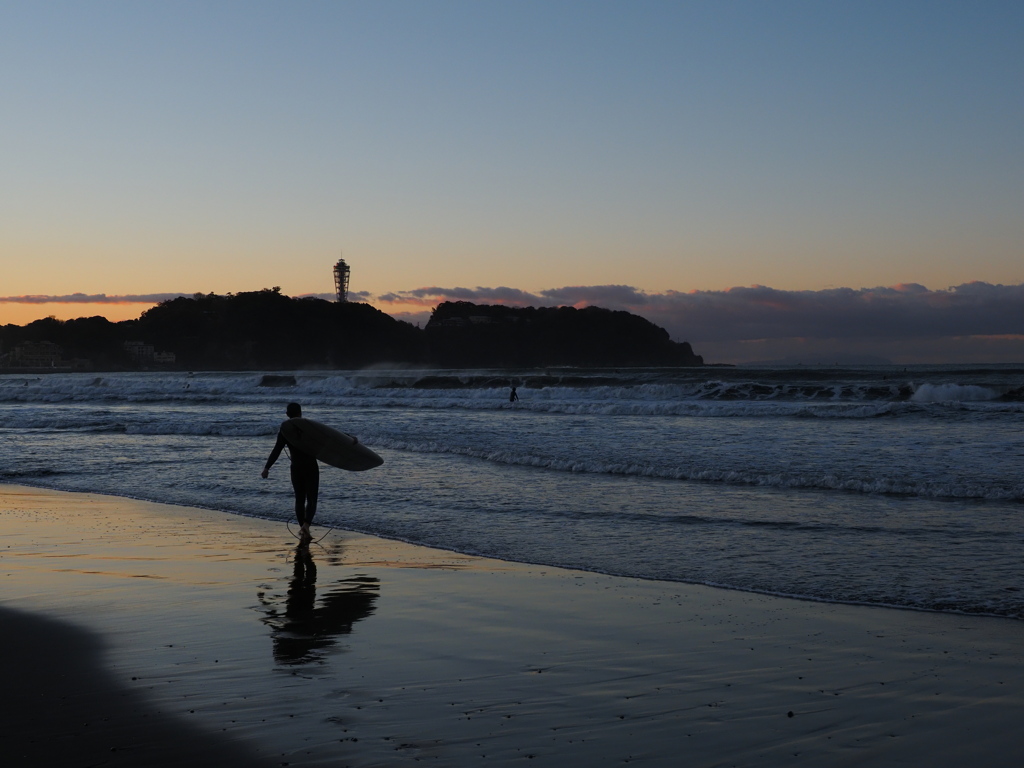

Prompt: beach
[{"left": 2, "top": 484, "right": 1023, "bottom": 767}]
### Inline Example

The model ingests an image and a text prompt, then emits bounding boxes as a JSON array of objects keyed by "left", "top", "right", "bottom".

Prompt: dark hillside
[
  {"left": 135, "top": 289, "right": 422, "bottom": 369},
  {"left": 425, "top": 301, "right": 702, "bottom": 367},
  {"left": 0, "top": 315, "right": 134, "bottom": 369},
  {"left": 1, "top": 292, "right": 703, "bottom": 370}
]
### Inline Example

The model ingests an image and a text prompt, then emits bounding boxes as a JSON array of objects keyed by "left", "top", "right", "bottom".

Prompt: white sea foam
[
  {"left": 911, "top": 383, "right": 999, "bottom": 403},
  {"left": 363, "top": 438, "right": 1024, "bottom": 500}
]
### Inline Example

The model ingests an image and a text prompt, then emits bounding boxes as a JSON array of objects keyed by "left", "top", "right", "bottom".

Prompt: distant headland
[{"left": 0, "top": 288, "right": 703, "bottom": 371}]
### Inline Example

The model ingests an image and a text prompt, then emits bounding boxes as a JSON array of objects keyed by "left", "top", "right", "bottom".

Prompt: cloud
[
  {"left": 4, "top": 289, "right": 373, "bottom": 306},
  {"left": 540, "top": 285, "right": 651, "bottom": 306},
  {"left": 382, "top": 281, "right": 1024, "bottom": 340},
  {"left": 376, "top": 286, "right": 547, "bottom": 307},
  {"left": 638, "top": 282, "right": 1024, "bottom": 343},
  {"left": 371, "top": 281, "right": 1024, "bottom": 364},
  {"left": 0, "top": 292, "right": 189, "bottom": 305}
]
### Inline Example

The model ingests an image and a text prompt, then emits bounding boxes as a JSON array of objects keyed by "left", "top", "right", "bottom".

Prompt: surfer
[
  {"left": 509, "top": 386, "right": 519, "bottom": 403},
  {"left": 261, "top": 402, "right": 318, "bottom": 543}
]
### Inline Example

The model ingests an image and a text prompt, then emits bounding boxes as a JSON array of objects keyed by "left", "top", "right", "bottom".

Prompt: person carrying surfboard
[{"left": 261, "top": 402, "right": 319, "bottom": 543}]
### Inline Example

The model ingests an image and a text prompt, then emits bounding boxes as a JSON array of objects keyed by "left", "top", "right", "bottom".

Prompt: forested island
[{"left": 0, "top": 288, "right": 703, "bottom": 371}]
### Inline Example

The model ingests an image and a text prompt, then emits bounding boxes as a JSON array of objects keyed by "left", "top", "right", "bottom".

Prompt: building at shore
[{"left": 4, "top": 341, "right": 64, "bottom": 368}]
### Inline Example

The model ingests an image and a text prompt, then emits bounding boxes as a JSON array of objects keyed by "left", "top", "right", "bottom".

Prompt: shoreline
[
  {"left": 11, "top": 479, "right": 1023, "bottom": 624},
  {"left": 3, "top": 483, "right": 1024, "bottom": 766}
]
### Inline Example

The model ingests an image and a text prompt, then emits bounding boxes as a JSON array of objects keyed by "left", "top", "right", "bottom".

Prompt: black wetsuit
[{"left": 265, "top": 431, "right": 319, "bottom": 526}]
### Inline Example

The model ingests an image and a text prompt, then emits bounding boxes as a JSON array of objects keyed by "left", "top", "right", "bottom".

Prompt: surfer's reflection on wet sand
[{"left": 257, "top": 544, "right": 379, "bottom": 665}]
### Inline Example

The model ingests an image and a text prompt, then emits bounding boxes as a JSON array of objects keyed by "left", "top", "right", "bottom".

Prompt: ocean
[{"left": 2, "top": 365, "right": 1022, "bottom": 619}]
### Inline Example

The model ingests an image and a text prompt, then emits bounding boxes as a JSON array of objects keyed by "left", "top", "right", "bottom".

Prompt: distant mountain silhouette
[
  {"left": 136, "top": 289, "right": 421, "bottom": 369},
  {"left": 424, "top": 301, "right": 702, "bottom": 367},
  {"left": 0, "top": 289, "right": 703, "bottom": 370}
]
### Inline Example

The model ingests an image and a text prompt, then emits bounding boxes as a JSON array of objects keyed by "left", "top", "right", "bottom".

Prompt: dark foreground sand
[{"left": 2, "top": 484, "right": 1023, "bottom": 767}]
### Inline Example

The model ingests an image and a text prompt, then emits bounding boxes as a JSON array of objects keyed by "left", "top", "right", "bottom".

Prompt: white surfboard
[{"left": 279, "top": 417, "right": 384, "bottom": 472}]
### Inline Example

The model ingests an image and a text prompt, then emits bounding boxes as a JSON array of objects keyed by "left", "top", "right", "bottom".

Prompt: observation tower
[{"left": 333, "top": 257, "right": 350, "bottom": 303}]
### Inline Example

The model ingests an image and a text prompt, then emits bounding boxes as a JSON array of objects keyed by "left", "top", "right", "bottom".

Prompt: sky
[{"left": 1, "top": 1, "right": 1022, "bottom": 364}]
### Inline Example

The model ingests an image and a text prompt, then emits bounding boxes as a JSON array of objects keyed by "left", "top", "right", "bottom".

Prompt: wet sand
[{"left": 2, "top": 483, "right": 1023, "bottom": 767}]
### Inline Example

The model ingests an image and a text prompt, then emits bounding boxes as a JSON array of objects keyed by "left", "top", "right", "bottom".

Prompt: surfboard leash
[
  {"left": 285, "top": 520, "right": 335, "bottom": 544},
  {"left": 313, "top": 525, "right": 334, "bottom": 544}
]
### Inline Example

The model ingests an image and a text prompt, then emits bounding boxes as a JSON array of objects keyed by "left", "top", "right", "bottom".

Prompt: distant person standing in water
[
  {"left": 509, "top": 386, "right": 519, "bottom": 403},
  {"left": 261, "top": 402, "right": 318, "bottom": 543}
]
